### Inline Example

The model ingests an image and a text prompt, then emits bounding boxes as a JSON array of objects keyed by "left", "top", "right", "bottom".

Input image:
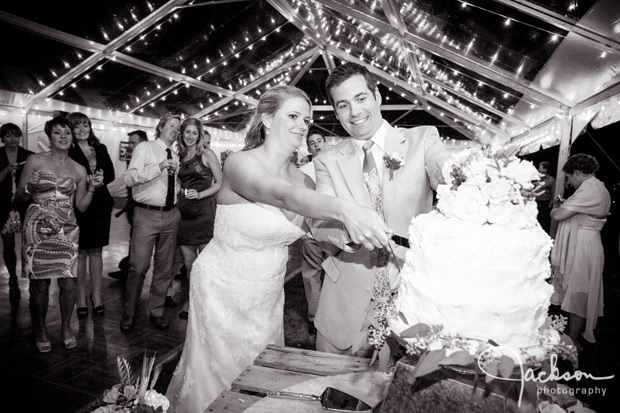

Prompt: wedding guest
[
  {"left": 203, "top": 129, "right": 212, "bottom": 150},
  {"left": 165, "top": 85, "right": 391, "bottom": 411},
  {"left": 15, "top": 116, "right": 102, "bottom": 352},
  {"left": 309, "top": 63, "right": 450, "bottom": 362},
  {"left": 0, "top": 123, "right": 33, "bottom": 300},
  {"left": 164, "top": 127, "right": 214, "bottom": 309},
  {"left": 120, "top": 114, "right": 181, "bottom": 332},
  {"left": 108, "top": 130, "right": 148, "bottom": 281},
  {"left": 173, "top": 117, "right": 222, "bottom": 318},
  {"left": 550, "top": 153, "right": 610, "bottom": 350},
  {"left": 306, "top": 131, "right": 326, "bottom": 161},
  {"left": 535, "top": 161, "right": 555, "bottom": 234},
  {"left": 67, "top": 112, "right": 115, "bottom": 318},
  {"left": 299, "top": 131, "right": 328, "bottom": 334}
]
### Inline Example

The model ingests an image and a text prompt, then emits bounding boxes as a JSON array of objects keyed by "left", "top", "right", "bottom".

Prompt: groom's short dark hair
[{"left": 325, "top": 62, "right": 377, "bottom": 107}]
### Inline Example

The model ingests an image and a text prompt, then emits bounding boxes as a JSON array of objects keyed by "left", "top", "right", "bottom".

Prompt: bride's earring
[{"left": 264, "top": 124, "right": 271, "bottom": 135}]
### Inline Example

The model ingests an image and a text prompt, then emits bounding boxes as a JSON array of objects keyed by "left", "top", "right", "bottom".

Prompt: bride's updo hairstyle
[{"left": 243, "top": 85, "right": 311, "bottom": 151}]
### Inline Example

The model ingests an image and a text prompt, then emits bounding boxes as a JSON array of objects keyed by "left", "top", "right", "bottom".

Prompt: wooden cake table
[{"left": 204, "top": 345, "right": 389, "bottom": 412}]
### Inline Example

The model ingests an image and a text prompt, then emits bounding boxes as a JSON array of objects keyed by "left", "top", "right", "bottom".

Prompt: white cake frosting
[{"left": 393, "top": 147, "right": 554, "bottom": 350}]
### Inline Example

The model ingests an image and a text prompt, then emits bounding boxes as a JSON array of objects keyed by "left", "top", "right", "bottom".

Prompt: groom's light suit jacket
[{"left": 309, "top": 122, "right": 450, "bottom": 351}]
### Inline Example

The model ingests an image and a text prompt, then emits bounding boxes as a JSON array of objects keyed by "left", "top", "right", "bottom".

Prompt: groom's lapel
[
  {"left": 382, "top": 126, "right": 410, "bottom": 219},
  {"left": 336, "top": 139, "right": 372, "bottom": 208}
]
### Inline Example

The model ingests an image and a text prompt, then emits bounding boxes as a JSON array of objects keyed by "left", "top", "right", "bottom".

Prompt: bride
[{"left": 165, "top": 85, "right": 392, "bottom": 412}]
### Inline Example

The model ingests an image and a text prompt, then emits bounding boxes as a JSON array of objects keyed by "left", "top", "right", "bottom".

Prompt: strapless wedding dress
[{"left": 166, "top": 203, "right": 306, "bottom": 412}]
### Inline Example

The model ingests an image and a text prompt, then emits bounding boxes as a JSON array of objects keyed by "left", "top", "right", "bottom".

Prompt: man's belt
[
  {"left": 391, "top": 235, "right": 410, "bottom": 248},
  {"left": 133, "top": 201, "right": 176, "bottom": 212}
]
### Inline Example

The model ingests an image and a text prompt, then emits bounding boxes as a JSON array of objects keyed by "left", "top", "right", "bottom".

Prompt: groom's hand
[{"left": 344, "top": 208, "right": 392, "bottom": 251}]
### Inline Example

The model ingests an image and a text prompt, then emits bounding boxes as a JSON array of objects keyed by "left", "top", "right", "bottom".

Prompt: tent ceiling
[{"left": 1, "top": 0, "right": 619, "bottom": 148}]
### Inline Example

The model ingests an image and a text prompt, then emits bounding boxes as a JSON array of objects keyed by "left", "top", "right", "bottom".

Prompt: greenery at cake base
[{"left": 389, "top": 315, "right": 579, "bottom": 411}]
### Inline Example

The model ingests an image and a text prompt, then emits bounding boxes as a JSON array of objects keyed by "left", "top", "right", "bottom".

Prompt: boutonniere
[{"left": 383, "top": 152, "right": 405, "bottom": 181}]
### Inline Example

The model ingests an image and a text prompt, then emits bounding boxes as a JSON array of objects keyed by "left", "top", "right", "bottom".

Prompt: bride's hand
[{"left": 342, "top": 204, "right": 392, "bottom": 250}]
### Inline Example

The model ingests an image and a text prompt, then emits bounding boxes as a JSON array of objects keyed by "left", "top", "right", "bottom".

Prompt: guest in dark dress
[
  {"left": 175, "top": 118, "right": 222, "bottom": 318},
  {"left": 0, "top": 123, "right": 33, "bottom": 300},
  {"left": 67, "top": 112, "right": 115, "bottom": 319}
]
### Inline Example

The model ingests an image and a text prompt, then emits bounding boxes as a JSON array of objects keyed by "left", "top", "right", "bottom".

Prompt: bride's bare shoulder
[{"left": 224, "top": 150, "right": 264, "bottom": 172}]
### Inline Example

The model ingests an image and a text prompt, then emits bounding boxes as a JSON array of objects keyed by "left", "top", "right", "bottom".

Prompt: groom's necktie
[
  {"left": 362, "top": 141, "right": 376, "bottom": 173},
  {"left": 165, "top": 148, "right": 175, "bottom": 208},
  {"left": 362, "top": 141, "right": 384, "bottom": 216},
  {"left": 361, "top": 141, "right": 390, "bottom": 299}
]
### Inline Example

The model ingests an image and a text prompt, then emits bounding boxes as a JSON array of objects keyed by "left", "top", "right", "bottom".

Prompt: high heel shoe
[
  {"left": 90, "top": 294, "right": 105, "bottom": 316},
  {"left": 63, "top": 336, "right": 77, "bottom": 350},
  {"left": 36, "top": 341, "right": 52, "bottom": 353},
  {"left": 77, "top": 307, "right": 88, "bottom": 319}
]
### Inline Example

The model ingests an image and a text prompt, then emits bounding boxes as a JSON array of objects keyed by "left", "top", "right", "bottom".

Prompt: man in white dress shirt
[{"left": 120, "top": 114, "right": 181, "bottom": 332}]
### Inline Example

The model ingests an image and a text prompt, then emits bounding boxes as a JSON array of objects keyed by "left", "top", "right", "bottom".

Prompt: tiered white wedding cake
[{"left": 392, "top": 147, "right": 554, "bottom": 350}]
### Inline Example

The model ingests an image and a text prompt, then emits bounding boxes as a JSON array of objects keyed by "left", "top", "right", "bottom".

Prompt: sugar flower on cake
[
  {"left": 500, "top": 155, "right": 541, "bottom": 190},
  {"left": 437, "top": 184, "right": 489, "bottom": 225},
  {"left": 461, "top": 154, "right": 497, "bottom": 187},
  {"left": 481, "top": 180, "right": 513, "bottom": 204}
]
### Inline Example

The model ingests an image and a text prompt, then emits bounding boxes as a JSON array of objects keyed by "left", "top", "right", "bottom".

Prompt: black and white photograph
[{"left": 0, "top": 1, "right": 618, "bottom": 412}]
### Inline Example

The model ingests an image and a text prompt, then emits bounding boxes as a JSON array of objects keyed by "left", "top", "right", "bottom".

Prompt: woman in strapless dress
[{"left": 15, "top": 116, "right": 102, "bottom": 354}]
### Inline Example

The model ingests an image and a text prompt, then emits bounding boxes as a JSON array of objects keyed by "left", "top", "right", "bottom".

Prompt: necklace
[{"left": 50, "top": 154, "right": 67, "bottom": 167}]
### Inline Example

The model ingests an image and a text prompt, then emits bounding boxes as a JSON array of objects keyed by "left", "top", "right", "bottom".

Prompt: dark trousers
[{"left": 124, "top": 207, "right": 180, "bottom": 318}]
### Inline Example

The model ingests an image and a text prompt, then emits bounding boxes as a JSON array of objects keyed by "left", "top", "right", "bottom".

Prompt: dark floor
[
  {"left": 0, "top": 209, "right": 185, "bottom": 412},
  {"left": 0, "top": 209, "right": 313, "bottom": 413},
  {"left": 0, "top": 208, "right": 619, "bottom": 412}
]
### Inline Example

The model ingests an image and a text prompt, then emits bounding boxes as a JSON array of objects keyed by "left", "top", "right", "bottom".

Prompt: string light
[{"left": 21, "top": 0, "right": 608, "bottom": 150}]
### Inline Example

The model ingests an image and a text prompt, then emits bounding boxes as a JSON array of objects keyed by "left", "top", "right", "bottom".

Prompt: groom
[{"left": 309, "top": 63, "right": 450, "bottom": 357}]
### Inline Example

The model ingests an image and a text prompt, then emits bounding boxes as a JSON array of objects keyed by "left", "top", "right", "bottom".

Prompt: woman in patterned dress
[{"left": 15, "top": 116, "right": 103, "bottom": 353}]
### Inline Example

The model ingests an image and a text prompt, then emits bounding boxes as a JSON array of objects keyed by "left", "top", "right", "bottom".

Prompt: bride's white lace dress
[{"left": 165, "top": 203, "right": 306, "bottom": 412}]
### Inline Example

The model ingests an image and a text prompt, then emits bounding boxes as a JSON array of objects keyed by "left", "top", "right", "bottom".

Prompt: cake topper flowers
[
  {"left": 383, "top": 152, "right": 405, "bottom": 181},
  {"left": 437, "top": 145, "right": 541, "bottom": 228}
]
